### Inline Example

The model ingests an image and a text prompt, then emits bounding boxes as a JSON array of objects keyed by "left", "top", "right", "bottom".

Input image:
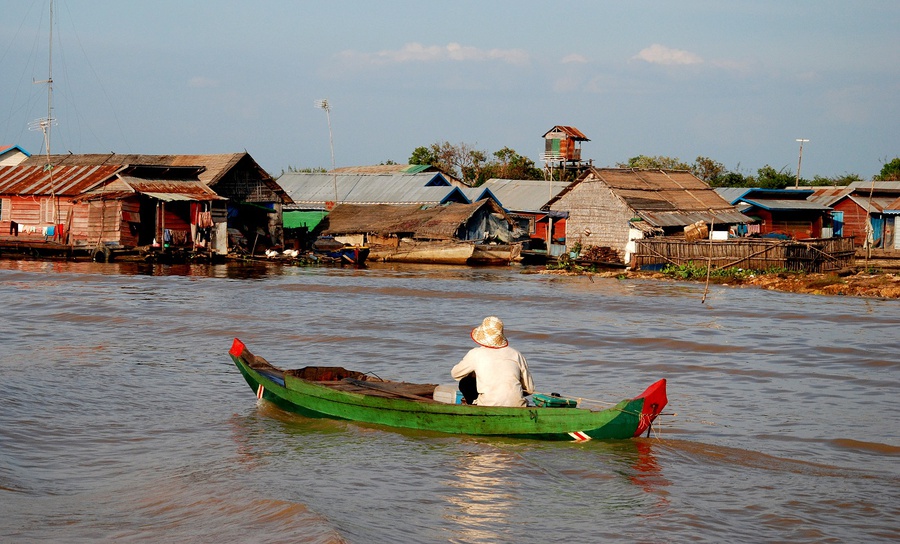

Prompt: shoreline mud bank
[{"left": 540, "top": 268, "right": 900, "bottom": 299}]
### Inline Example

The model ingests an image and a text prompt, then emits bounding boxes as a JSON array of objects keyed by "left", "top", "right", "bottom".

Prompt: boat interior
[{"left": 244, "top": 350, "right": 439, "bottom": 401}]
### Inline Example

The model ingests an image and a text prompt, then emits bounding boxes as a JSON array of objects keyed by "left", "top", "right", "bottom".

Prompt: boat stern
[{"left": 632, "top": 379, "right": 668, "bottom": 437}]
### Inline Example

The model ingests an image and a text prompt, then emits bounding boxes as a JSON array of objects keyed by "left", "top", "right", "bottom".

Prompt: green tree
[
  {"left": 875, "top": 157, "right": 900, "bottom": 181},
  {"left": 754, "top": 165, "right": 796, "bottom": 189},
  {"left": 409, "top": 146, "right": 437, "bottom": 167},
  {"left": 486, "top": 147, "right": 543, "bottom": 181},
  {"left": 409, "top": 141, "right": 489, "bottom": 184},
  {"left": 279, "top": 165, "right": 327, "bottom": 176},
  {"left": 711, "top": 171, "right": 750, "bottom": 187},
  {"left": 812, "top": 173, "right": 861, "bottom": 186},
  {"left": 691, "top": 156, "right": 726, "bottom": 183},
  {"left": 616, "top": 155, "right": 692, "bottom": 170}
]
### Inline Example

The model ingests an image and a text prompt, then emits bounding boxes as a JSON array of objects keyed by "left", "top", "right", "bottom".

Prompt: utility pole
[{"left": 794, "top": 138, "right": 809, "bottom": 189}]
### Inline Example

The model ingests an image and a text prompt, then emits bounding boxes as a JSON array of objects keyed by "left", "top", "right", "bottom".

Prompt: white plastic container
[{"left": 433, "top": 383, "right": 463, "bottom": 404}]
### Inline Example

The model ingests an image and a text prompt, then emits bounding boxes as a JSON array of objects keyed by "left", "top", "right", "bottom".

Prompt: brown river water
[{"left": 1, "top": 259, "right": 897, "bottom": 543}]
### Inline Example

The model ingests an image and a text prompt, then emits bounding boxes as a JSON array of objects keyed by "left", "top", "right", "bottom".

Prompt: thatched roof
[
  {"left": 552, "top": 167, "right": 752, "bottom": 227},
  {"left": 322, "top": 200, "right": 510, "bottom": 240}
]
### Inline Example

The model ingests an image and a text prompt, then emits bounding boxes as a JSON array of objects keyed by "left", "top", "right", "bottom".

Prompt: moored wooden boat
[
  {"left": 368, "top": 240, "right": 522, "bottom": 266},
  {"left": 229, "top": 338, "right": 667, "bottom": 441},
  {"left": 368, "top": 240, "right": 476, "bottom": 265},
  {"left": 311, "top": 236, "right": 369, "bottom": 265},
  {"left": 470, "top": 242, "right": 523, "bottom": 265}
]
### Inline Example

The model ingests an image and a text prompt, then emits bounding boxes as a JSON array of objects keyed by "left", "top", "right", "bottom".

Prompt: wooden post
[{"left": 547, "top": 216, "right": 553, "bottom": 257}]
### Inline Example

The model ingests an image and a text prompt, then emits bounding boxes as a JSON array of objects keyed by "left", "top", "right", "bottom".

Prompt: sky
[{"left": 2, "top": 0, "right": 898, "bottom": 180}]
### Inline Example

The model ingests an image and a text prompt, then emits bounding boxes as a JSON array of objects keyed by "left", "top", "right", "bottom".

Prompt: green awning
[{"left": 284, "top": 210, "right": 328, "bottom": 230}]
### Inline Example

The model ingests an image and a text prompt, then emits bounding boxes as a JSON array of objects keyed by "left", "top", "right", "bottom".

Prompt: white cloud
[
  {"left": 633, "top": 44, "right": 703, "bottom": 66},
  {"left": 561, "top": 53, "right": 588, "bottom": 64},
  {"left": 188, "top": 77, "right": 218, "bottom": 88},
  {"left": 338, "top": 42, "right": 530, "bottom": 66}
]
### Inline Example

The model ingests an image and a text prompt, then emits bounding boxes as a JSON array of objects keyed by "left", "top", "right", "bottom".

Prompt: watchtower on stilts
[{"left": 541, "top": 126, "right": 592, "bottom": 181}]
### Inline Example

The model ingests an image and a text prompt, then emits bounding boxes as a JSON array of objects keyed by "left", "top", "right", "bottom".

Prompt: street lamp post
[
  {"left": 315, "top": 99, "right": 338, "bottom": 205},
  {"left": 794, "top": 138, "right": 809, "bottom": 189}
]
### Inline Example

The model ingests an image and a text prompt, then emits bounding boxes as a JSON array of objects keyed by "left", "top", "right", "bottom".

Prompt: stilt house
[{"left": 547, "top": 168, "right": 751, "bottom": 264}]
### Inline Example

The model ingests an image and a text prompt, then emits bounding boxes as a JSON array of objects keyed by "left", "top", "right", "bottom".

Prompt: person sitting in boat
[{"left": 451, "top": 316, "right": 534, "bottom": 407}]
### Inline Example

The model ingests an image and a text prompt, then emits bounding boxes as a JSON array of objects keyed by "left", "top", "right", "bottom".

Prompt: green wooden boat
[{"left": 229, "top": 338, "right": 668, "bottom": 441}]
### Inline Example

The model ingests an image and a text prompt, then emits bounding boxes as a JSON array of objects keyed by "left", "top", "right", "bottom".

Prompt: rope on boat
[
  {"left": 647, "top": 412, "right": 661, "bottom": 438},
  {"left": 362, "top": 371, "right": 385, "bottom": 382}
]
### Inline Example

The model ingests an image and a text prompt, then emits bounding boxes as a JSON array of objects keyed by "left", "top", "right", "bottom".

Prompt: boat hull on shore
[{"left": 368, "top": 240, "right": 521, "bottom": 266}]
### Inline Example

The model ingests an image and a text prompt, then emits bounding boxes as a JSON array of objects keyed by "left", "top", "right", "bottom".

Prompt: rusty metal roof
[
  {"left": 885, "top": 196, "right": 900, "bottom": 213},
  {"left": 846, "top": 195, "right": 896, "bottom": 214},
  {"left": 19, "top": 153, "right": 247, "bottom": 185},
  {"left": 0, "top": 164, "right": 122, "bottom": 196},
  {"left": 17, "top": 152, "right": 290, "bottom": 204},
  {"left": 118, "top": 176, "right": 223, "bottom": 201},
  {"left": 76, "top": 170, "right": 226, "bottom": 202},
  {"left": 542, "top": 126, "right": 590, "bottom": 141},
  {"left": 807, "top": 187, "right": 851, "bottom": 207}
]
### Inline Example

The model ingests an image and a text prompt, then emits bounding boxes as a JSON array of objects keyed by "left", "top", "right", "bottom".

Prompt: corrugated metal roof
[
  {"left": 846, "top": 195, "right": 896, "bottom": 214},
  {"left": 283, "top": 210, "right": 328, "bottom": 229},
  {"left": 331, "top": 164, "right": 438, "bottom": 175},
  {"left": 76, "top": 174, "right": 226, "bottom": 202},
  {"left": 0, "top": 164, "right": 122, "bottom": 195},
  {"left": 741, "top": 198, "right": 832, "bottom": 211},
  {"left": 277, "top": 172, "right": 467, "bottom": 206},
  {"left": 714, "top": 187, "right": 752, "bottom": 205},
  {"left": 322, "top": 200, "right": 509, "bottom": 240},
  {"left": 638, "top": 209, "right": 753, "bottom": 228},
  {"left": 19, "top": 153, "right": 247, "bottom": 186},
  {"left": 479, "top": 178, "right": 570, "bottom": 212},
  {"left": 847, "top": 180, "right": 900, "bottom": 192},
  {"left": 0, "top": 145, "right": 31, "bottom": 157},
  {"left": 16, "top": 153, "right": 290, "bottom": 204},
  {"left": 122, "top": 177, "right": 223, "bottom": 201},
  {"left": 459, "top": 186, "right": 485, "bottom": 202},
  {"left": 808, "top": 187, "right": 852, "bottom": 206},
  {"left": 542, "top": 126, "right": 590, "bottom": 141},
  {"left": 22, "top": 152, "right": 254, "bottom": 182},
  {"left": 140, "top": 192, "right": 196, "bottom": 202},
  {"left": 885, "top": 196, "right": 900, "bottom": 213}
]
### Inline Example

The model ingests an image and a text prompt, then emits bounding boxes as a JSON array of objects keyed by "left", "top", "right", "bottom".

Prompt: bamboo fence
[{"left": 632, "top": 236, "right": 856, "bottom": 273}]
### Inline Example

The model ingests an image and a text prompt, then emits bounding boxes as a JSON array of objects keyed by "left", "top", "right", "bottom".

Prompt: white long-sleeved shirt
[{"left": 451, "top": 345, "right": 534, "bottom": 407}]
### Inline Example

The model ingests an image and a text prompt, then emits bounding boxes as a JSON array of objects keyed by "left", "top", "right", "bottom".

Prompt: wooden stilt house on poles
[
  {"left": 0, "top": 152, "right": 287, "bottom": 261},
  {"left": 541, "top": 126, "right": 592, "bottom": 180}
]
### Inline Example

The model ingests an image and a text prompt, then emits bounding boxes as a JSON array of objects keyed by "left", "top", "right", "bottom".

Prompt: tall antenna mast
[
  {"left": 30, "top": 0, "right": 59, "bottom": 225},
  {"left": 46, "top": 0, "right": 54, "bottom": 151},
  {"left": 315, "top": 99, "right": 338, "bottom": 205}
]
